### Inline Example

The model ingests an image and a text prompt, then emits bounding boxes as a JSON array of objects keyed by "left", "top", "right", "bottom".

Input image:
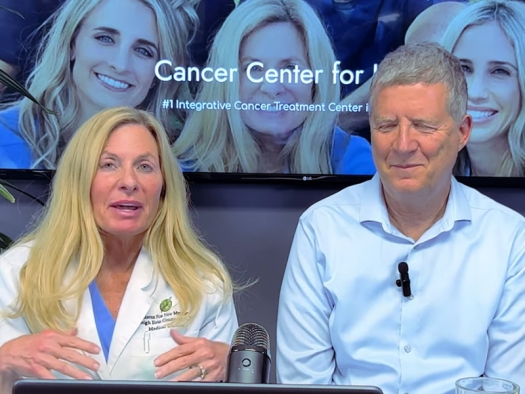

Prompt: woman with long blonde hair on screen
[
  {"left": 441, "top": 0, "right": 525, "bottom": 176},
  {"left": 0, "top": 0, "right": 198, "bottom": 169},
  {"left": 0, "top": 106, "right": 237, "bottom": 393},
  {"left": 172, "top": 0, "right": 375, "bottom": 175}
]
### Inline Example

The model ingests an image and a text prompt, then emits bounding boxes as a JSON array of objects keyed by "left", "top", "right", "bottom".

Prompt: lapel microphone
[{"left": 396, "top": 262, "right": 412, "bottom": 297}]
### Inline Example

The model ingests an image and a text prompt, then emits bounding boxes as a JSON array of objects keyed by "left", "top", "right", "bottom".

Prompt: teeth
[
  {"left": 97, "top": 74, "right": 130, "bottom": 89},
  {"left": 114, "top": 204, "right": 139, "bottom": 210},
  {"left": 468, "top": 110, "right": 495, "bottom": 120}
]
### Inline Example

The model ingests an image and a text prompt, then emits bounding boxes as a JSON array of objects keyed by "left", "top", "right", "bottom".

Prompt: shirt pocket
[
  {"left": 129, "top": 328, "right": 200, "bottom": 356},
  {"left": 125, "top": 330, "right": 199, "bottom": 381}
]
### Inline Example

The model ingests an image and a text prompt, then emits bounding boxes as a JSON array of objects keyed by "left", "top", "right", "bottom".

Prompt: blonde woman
[
  {"left": 0, "top": 106, "right": 237, "bottom": 392},
  {"left": 441, "top": 0, "right": 525, "bottom": 176},
  {"left": 0, "top": 0, "right": 198, "bottom": 169},
  {"left": 172, "top": 0, "right": 375, "bottom": 175}
]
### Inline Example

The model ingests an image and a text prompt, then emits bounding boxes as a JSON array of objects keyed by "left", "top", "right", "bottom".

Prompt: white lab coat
[{"left": 0, "top": 243, "right": 239, "bottom": 380}]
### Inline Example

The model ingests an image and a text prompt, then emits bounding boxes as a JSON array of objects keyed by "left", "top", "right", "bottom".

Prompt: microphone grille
[{"left": 231, "top": 323, "right": 270, "bottom": 349}]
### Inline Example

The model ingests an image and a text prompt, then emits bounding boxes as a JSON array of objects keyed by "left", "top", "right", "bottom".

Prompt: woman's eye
[
  {"left": 136, "top": 47, "right": 153, "bottom": 58},
  {"left": 139, "top": 163, "right": 153, "bottom": 171},
  {"left": 460, "top": 64, "right": 472, "bottom": 73},
  {"left": 492, "top": 68, "right": 511, "bottom": 77},
  {"left": 99, "top": 162, "right": 116, "bottom": 169},
  {"left": 246, "top": 65, "right": 263, "bottom": 72},
  {"left": 95, "top": 35, "right": 114, "bottom": 44}
]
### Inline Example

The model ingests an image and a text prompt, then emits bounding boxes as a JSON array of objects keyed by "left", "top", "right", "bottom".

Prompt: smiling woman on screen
[
  {"left": 172, "top": 0, "right": 376, "bottom": 175},
  {"left": 441, "top": 0, "right": 525, "bottom": 177},
  {"left": 0, "top": 0, "right": 198, "bottom": 169}
]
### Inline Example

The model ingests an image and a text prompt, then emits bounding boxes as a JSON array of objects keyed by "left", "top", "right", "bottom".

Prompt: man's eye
[{"left": 414, "top": 123, "right": 436, "bottom": 132}]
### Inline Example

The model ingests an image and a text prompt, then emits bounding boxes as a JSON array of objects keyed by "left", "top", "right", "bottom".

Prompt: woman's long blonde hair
[
  {"left": 172, "top": 0, "right": 340, "bottom": 174},
  {"left": 6, "top": 0, "right": 199, "bottom": 169},
  {"left": 441, "top": 0, "right": 525, "bottom": 176},
  {"left": 7, "top": 106, "right": 233, "bottom": 333}
]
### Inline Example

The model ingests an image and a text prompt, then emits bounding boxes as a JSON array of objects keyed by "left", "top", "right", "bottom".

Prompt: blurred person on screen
[
  {"left": 277, "top": 43, "right": 525, "bottom": 393},
  {"left": 335, "top": 0, "right": 467, "bottom": 137},
  {"left": 238, "top": 0, "right": 467, "bottom": 97},
  {"left": 0, "top": 0, "right": 198, "bottom": 170},
  {"left": 441, "top": 0, "right": 525, "bottom": 177},
  {"left": 0, "top": 0, "right": 62, "bottom": 100},
  {"left": 172, "top": 0, "right": 376, "bottom": 175},
  {"left": 0, "top": 60, "right": 18, "bottom": 99},
  {"left": 0, "top": 106, "right": 238, "bottom": 394},
  {"left": 404, "top": 2, "right": 467, "bottom": 45}
]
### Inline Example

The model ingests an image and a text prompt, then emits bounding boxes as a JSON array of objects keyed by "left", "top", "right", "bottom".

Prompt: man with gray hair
[{"left": 276, "top": 42, "right": 525, "bottom": 393}]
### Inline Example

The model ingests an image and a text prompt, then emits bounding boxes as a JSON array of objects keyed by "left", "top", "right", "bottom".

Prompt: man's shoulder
[
  {"left": 300, "top": 180, "right": 369, "bottom": 223},
  {"left": 458, "top": 181, "right": 525, "bottom": 225}
]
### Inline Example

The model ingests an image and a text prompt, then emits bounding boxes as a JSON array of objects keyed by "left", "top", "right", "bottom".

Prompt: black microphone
[
  {"left": 226, "top": 323, "right": 271, "bottom": 384},
  {"left": 396, "top": 262, "right": 412, "bottom": 297}
]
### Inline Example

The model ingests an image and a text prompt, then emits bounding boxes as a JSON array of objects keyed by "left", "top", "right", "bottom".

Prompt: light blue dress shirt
[{"left": 277, "top": 173, "right": 525, "bottom": 394}]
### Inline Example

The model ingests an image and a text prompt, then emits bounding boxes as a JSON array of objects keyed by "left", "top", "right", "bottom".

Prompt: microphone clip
[{"left": 396, "top": 262, "right": 412, "bottom": 297}]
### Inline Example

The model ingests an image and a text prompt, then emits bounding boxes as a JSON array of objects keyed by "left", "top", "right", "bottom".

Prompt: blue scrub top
[{"left": 88, "top": 281, "right": 116, "bottom": 362}]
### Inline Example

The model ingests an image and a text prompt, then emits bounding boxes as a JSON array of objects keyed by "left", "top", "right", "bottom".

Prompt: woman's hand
[
  {"left": 154, "top": 330, "right": 230, "bottom": 381},
  {"left": 0, "top": 328, "right": 101, "bottom": 380}
]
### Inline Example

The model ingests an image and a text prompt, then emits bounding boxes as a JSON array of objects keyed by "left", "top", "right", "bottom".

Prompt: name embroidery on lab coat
[{"left": 141, "top": 297, "right": 189, "bottom": 331}]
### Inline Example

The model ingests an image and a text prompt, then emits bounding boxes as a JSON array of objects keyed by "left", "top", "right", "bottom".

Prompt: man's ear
[{"left": 458, "top": 114, "right": 472, "bottom": 151}]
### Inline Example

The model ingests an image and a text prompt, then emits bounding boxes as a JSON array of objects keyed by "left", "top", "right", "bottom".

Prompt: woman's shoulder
[
  {"left": 0, "top": 105, "right": 21, "bottom": 130},
  {"left": 0, "top": 242, "right": 33, "bottom": 287},
  {"left": 0, "top": 241, "right": 33, "bottom": 269},
  {"left": 331, "top": 127, "right": 376, "bottom": 175}
]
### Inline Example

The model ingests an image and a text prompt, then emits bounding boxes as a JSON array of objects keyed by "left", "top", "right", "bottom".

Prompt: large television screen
[{"left": 0, "top": 0, "right": 523, "bottom": 184}]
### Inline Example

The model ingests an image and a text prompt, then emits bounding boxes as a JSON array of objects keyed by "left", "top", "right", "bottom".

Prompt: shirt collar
[
  {"left": 134, "top": 247, "right": 155, "bottom": 292},
  {"left": 359, "top": 173, "right": 389, "bottom": 224},
  {"left": 359, "top": 174, "right": 472, "bottom": 231}
]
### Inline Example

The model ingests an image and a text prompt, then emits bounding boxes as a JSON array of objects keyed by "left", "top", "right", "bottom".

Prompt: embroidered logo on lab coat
[{"left": 159, "top": 297, "right": 172, "bottom": 312}]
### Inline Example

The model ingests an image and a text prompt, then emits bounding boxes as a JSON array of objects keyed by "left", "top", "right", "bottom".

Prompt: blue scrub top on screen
[{"left": 0, "top": 106, "right": 32, "bottom": 169}]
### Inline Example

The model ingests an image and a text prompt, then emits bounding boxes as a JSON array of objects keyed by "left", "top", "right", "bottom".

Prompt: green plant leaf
[
  {"left": 0, "top": 180, "right": 45, "bottom": 206},
  {"left": 0, "top": 184, "right": 15, "bottom": 203},
  {"left": 0, "top": 232, "right": 14, "bottom": 251},
  {"left": 0, "top": 69, "right": 56, "bottom": 115},
  {"left": 0, "top": 5, "right": 25, "bottom": 19}
]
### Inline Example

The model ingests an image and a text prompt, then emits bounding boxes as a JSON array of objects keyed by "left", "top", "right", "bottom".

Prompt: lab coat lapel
[
  {"left": 69, "top": 290, "right": 109, "bottom": 379},
  {"left": 107, "top": 248, "right": 155, "bottom": 373}
]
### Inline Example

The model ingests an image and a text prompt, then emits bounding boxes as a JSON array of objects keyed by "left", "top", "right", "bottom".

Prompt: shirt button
[{"left": 404, "top": 345, "right": 412, "bottom": 353}]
